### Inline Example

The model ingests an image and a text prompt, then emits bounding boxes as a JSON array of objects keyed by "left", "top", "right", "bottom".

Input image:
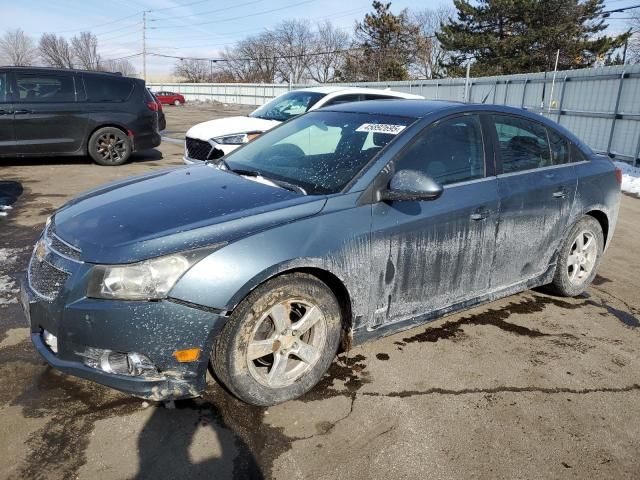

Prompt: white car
[{"left": 183, "top": 86, "right": 423, "bottom": 164}]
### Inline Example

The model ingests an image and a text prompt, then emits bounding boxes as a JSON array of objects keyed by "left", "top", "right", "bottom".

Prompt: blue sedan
[{"left": 21, "top": 100, "right": 622, "bottom": 406}]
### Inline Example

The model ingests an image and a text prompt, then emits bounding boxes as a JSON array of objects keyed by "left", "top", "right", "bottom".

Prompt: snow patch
[
  {"left": 0, "top": 275, "right": 18, "bottom": 305},
  {"left": 614, "top": 161, "right": 640, "bottom": 196}
]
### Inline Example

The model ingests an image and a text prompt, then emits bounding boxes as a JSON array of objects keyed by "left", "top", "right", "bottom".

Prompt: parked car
[
  {"left": 147, "top": 89, "right": 166, "bottom": 131},
  {"left": 0, "top": 66, "right": 161, "bottom": 166},
  {"left": 154, "top": 91, "right": 186, "bottom": 106},
  {"left": 183, "top": 86, "right": 423, "bottom": 164},
  {"left": 21, "top": 101, "right": 621, "bottom": 406}
]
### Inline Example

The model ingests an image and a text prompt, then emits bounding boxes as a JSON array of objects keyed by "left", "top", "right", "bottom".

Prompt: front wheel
[
  {"left": 174, "top": 99, "right": 181, "bottom": 106},
  {"left": 88, "top": 127, "right": 131, "bottom": 166},
  {"left": 212, "top": 273, "right": 342, "bottom": 406},
  {"left": 548, "top": 216, "right": 604, "bottom": 296}
]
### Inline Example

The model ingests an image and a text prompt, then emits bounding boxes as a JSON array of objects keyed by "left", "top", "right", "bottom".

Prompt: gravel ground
[{"left": 1, "top": 102, "right": 639, "bottom": 480}]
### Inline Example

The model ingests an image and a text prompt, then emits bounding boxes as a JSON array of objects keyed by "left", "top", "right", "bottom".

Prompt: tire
[
  {"left": 88, "top": 127, "right": 132, "bottom": 166},
  {"left": 174, "top": 99, "right": 181, "bottom": 106},
  {"left": 212, "top": 273, "right": 342, "bottom": 406},
  {"left": 548, "top": 216, "right": 604, "bottom": 297}
]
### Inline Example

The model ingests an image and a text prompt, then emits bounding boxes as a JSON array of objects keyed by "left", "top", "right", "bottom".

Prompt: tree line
[
  {"left": 178, "top": 0, "right": 633, "bottom": 83},
  {"left": 0, "top": 29, "right": 136, "bottom": 76},
  {"left": 0, "top": 1, "right": 636, "bottom": 83}
]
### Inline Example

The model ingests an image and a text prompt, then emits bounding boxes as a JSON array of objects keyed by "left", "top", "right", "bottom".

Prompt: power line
[
  {"left": 149, "top": 0, "right": 266, "bottom": 22},
  {"left": 149, "top": 0, "right": 318, "bottom": 30}
]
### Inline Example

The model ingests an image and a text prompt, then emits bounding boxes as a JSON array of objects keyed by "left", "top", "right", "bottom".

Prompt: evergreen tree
[
  {"left": 437, "top": 0, "right": 630, "bottom": 76},
  {"left": 340, "top": 1, "right": 417, "bottom": 81}
]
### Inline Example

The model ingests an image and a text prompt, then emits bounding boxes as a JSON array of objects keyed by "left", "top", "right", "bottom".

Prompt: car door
[
  {"left": 489, "top": 113, "right": 577, "bottom": 289},
  {"left": 13, "top": 70, "right": 88, "bottom": 154},
  {"left": 369, "top": 114, "right": 499, "bottom": 329},
  {"left": 0, "top": 70, "right": 16, "bottom": 154}
]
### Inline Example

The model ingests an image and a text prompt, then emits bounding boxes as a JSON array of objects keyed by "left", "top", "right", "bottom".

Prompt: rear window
[{"left": 83, "top": 75, "right": 134, "bottom": 102}]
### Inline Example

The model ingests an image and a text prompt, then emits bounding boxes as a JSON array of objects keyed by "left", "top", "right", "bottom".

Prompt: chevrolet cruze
[{"left": 21, "top": 100, "right": 621, "bottom": 406}]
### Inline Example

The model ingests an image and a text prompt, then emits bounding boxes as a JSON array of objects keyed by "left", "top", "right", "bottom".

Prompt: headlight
[
  {"left": 87, "top": 246, "right": 223, "bottom": 300},
  {"left": 212, "top": 132, "right": 261, "bottom": 145}
]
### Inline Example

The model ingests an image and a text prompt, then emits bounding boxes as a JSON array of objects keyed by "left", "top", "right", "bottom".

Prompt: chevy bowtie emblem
[{"left": 35, "top": 239, "right": 47, "bottom": 263}]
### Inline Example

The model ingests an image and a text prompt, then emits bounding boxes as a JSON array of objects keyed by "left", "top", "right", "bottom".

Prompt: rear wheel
[
  {"left": 88, "top": 127, "right": 131, "bottom": 166},
  {"left": 212, "top": 273, "right": 342, "bottom": 406},
  {"left": 549, "top": 216, "right": 604, "bottom": 296}
]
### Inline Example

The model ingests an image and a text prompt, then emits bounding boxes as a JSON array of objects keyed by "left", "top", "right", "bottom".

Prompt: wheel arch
[
  {"left": 227, "top": 265, "right": 355, "bottom": 351},
  {"left": 85, "top": 123, "right": 131, "bottom": 153},
  {"left": 585, "top": 209, "right": 609, "bottom": 247}
]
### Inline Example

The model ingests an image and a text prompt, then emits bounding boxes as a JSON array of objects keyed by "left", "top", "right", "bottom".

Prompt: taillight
[
  {"left": 615, "top": 167, "right": 622, "bottom": 185},
  {"left": 146, "top": 101, "right": 158, "bottom": 112}
]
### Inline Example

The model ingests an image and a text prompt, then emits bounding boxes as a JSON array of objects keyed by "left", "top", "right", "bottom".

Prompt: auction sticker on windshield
[{"left": 356, "top": 123, "right": 406, "bottom": 134}]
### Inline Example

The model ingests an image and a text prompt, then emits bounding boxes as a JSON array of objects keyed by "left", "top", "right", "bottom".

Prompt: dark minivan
[{"left": 0, "top": 67, "right": 161, "bottom": 165}]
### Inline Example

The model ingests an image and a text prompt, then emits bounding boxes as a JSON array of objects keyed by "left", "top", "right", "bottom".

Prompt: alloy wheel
[
  {"left": 247, "top": 298, "right": 327, "bottom": 388},
  {"left": 567, "top": 230, "right": 597, "bottom": 284},
  {"left": 96, "top": 132, "right": 127, "bottom": 164}
]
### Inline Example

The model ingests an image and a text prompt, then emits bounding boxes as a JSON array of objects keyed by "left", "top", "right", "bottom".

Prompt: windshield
[
  {"left": 224, "top": 111, "right": 416, "bottom": 195},
  {"left": 250, "top": 91, "right": 325, "bottom": 122}
]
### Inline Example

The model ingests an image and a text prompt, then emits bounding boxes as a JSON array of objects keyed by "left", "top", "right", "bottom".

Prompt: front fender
[{"left": 169, "top": 192, "right": 373, "bottom": 326}]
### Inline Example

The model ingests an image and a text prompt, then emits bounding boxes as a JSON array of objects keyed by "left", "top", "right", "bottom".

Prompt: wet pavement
[{"left": 1, "top": 103, "right": 639, "bottom": 479}]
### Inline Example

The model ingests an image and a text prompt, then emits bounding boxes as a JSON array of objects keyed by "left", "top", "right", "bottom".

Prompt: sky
[{"left": 2, "top": 0, "right": 639, "bottom": 81}]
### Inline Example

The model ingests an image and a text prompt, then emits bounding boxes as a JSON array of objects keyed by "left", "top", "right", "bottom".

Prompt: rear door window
[
  {"left": 363, "top": 94, "right": 401, "bottom": 100},
  {"left": 83, "top": 75, "right": 134, "bottom": 102},
  {"left": 15, "top": 72, "right": 75, "bottom": 103},
  {"left": 492, "top": 115, "right": 552, "bottom": 173}
]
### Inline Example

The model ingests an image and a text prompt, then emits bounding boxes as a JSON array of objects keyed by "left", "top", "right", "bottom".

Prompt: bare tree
[
  {"left": 39, "top": 33, "right": 74, "bottom": 68},
  {"left": 72, "top": 32, "right": 101, "bottom": 70},
  {"left": 306, "top": 21, "right": 350, "bottom": 83},
  {"left": 100, "top": 58, "right": 136, "bottom": 76},
  {"left": 0, "top": 29, "right": 37, "bottom": 66},
  {"left": 410, "top": 7, "right": 452, "bottom": 79},
  {"left": 173, "top": 58, "right": 209, "bottom": 82},
  {"left": 221, "top": 31, "right": 279, "bottom": 82},
  {"left": 272, "top": 20, "right": 314, "bottom": 83}
]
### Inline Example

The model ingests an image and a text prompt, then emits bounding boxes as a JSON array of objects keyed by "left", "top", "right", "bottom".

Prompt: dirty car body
[{"left": 21, "top": 101, "right": 621, "bottom": 403}]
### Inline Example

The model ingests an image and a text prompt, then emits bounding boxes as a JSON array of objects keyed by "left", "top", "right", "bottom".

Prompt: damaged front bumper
[{"left": 21, "top": 278, "right": 227, "bottom": 401}]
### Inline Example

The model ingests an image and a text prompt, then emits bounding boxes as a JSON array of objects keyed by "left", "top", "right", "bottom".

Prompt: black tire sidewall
[
  {"left": 88, "top": 127, "right": 132, "bottom": 166},
  {"left": 213, "top": 273, "right": 342, "bottom": 406},
  {"left": 552, "top": 216, "right": 604, "bottom": 297}
]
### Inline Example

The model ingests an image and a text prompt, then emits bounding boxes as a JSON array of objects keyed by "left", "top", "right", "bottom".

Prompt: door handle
[
  {"left": 553, "top": 187, "right": 568, "bottom": 199},
  {"left": 13, "top": 109, "right": 31, "bottom": 114},
  {"left": 471, "top": 207, "right": 491, "bottom": 221}
]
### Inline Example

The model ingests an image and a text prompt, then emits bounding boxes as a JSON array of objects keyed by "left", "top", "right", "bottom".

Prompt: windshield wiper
[{"left": 227, "top": 167, "right": 307, "bottom": 195}]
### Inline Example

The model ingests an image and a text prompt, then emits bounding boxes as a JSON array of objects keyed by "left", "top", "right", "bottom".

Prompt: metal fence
[{"left": 149, "top": 64, "right": 640, "bottom": 166}]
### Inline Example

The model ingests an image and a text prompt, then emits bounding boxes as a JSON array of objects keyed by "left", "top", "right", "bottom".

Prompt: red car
[{"left": 154, "top": 91, "right": 186, "bottom": 106}]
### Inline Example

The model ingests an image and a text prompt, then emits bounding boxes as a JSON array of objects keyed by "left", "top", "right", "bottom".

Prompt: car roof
[
  {"left": 295, "top": 85, "right": 422, "bottom": 99},
  {"left": 0, "top": 65, "right": 135, "bottom": 79},
  {"left": 319, "top": 99, "right": 464, "bottom": 117}
]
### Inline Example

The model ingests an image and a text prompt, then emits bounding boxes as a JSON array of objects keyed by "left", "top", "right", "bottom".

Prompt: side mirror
[{"left": 380, "top": 169, "right": 443, "bottom": 202}]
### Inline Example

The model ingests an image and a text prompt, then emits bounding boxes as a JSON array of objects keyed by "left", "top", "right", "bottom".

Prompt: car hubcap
[
  {"left": 96, "top": 133, "right": 126, "bottom": 163},
  {"left": 567, "top": 230, "right": 597, "bottom": 284},
  {"left": 247, "top": 299, "right": 326, "bottom": 388}
]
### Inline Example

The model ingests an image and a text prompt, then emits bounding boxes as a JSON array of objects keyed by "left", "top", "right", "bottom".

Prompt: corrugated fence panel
[{"left": 149, "top": 64, "right": 640, "bottom": 164}]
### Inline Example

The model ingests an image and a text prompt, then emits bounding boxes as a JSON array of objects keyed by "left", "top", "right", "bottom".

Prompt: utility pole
[{"left": 142, "top": 11, "right": 147, "bottom": 82}]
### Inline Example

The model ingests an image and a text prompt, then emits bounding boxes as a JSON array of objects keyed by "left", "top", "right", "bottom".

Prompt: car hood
[
  {"left": 186, "top": 116, "right": 281, "bottom": 141},
  {"left": 54, "top": 165, "right": 326, "bottom": 264}
]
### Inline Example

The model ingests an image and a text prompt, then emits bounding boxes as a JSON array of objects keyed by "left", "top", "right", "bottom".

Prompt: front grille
[
  {"left": 28, "top": 257, "right": 69, "bottom": 301},
  {"left": 186, "top": 137, "right": 213, "bottom": 160},
  {"left": 47, "top": 222, "right": 81, "bottom": 261}
]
